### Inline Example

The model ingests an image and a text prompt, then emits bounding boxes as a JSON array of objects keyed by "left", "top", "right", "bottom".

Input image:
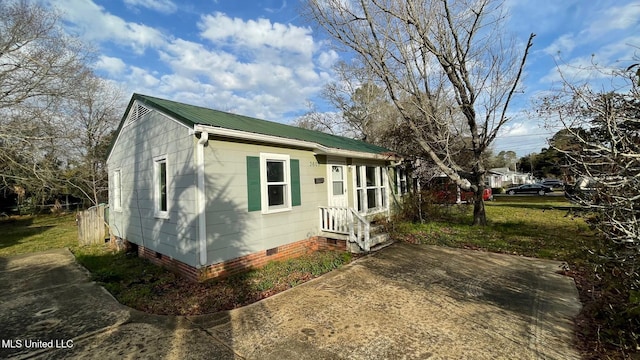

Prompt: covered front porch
[
  {"left": 318, "top": 206, "right": 390, "bottom": 252},
  {"left": 318, "top": 163, "right": 402, "bottom": 252}
]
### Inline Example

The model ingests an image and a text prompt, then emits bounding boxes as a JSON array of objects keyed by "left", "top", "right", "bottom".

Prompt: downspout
[{"left": 197, "top": 131, "right": 209, "bottom": 266}]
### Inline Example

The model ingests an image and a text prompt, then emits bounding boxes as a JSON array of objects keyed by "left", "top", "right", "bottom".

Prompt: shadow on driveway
[{"left": 0, "top": 244, "right": 581, "bottom": 359}]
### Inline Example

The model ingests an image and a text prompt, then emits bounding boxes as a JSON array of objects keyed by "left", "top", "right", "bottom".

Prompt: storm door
[{"left": 329, "top": 164, "right": 348, "bottom": 207}]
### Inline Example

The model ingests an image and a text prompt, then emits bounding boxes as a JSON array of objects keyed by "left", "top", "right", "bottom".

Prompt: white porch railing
[{"left": 319, "top": 206, "right": 371, "bottom": 252}]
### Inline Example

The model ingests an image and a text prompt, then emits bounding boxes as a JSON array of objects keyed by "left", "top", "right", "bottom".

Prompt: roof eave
[{"left": 193, "top": 124, "right": 400, "bottom": 161}]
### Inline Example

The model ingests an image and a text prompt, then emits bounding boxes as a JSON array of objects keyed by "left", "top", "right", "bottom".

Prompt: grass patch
[
  {"left": 72, "top": 244, "right": 352, "bottom": 315},
  {"left": 391, "top": 197, "right": 596, "bottom": 261},
  {"left": 0, "top": 213, "right": 78, "bottom": 256}
]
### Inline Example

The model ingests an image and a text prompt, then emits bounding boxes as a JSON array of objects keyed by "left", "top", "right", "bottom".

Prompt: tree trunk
[
  {"left": 472, "top": 170, "right": 488, "bottom": 226},
  {"left": 472, "top": 192, "right": 487, "bottom": 226}
]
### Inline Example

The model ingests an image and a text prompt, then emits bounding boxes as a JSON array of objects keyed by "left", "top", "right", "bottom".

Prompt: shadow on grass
[
  {"left": 490, "top": 196, "right": 576, "bottom": 211},
  {"left": 0, "top": 217, "right": 55, "bottom": 251},
  {"left": 394, "top": 208, "right": 598, "bottom": 262},
  {"left": 489, "top": 202, "right": 577, "bottom": 211}
]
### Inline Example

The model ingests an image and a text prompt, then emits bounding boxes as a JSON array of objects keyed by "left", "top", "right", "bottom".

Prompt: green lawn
[
  {"left": 0, "top": 214, "right": 78, "bottom": 256},
  {"left": 390, "top": 196, "right": 598, "bottom": 262}
]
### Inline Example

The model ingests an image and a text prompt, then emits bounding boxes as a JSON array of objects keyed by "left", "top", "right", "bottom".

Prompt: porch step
[
  {"left": 370, "top": 224, "right": 387, "bottom": 234},
  {"left": 370, "top": 232, "right": 389, "bottom": 247},
  {"left": 370, "top": 238, "right": 394, "bottom": 252},
  {"left": 347, "top": 232, "right": 392, "bottom": 253}
]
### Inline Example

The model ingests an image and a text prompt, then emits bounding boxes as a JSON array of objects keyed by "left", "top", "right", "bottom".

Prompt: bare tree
[
  {"left": 0, "top": 0, "right": 104, "bottom": 210},
  {"left": 292, "top": 101, "right": 342, "bottom": 134},
  {"left": 63, "top": 77, "right": 125, "bottom": 206},
  {"left": 538, "top": 65, "right": 640, "bottom": 353},
  {"left": 539, "top": 69, "right": 640, "bottom": 246},
  {"left": 322, "top": 61, "right": 398, "bottom": 142},
  {"left": 303, "top": 0, "right": 534, "bottom": 225},
  {"left": 0, "top": 1, "right": 90, "bottom": 109}
]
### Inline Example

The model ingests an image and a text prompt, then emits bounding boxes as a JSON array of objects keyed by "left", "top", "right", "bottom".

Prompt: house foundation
[{"left": 125, "top": 236, "right": 347, "bottom": 282}]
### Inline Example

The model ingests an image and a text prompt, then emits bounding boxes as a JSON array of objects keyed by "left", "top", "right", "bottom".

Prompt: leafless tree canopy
[
  {"left": 303, "top": 0, "right": 534, "bottom": 224},
  {"left": 0, "top": 1, "right": 122, "bottom": 210},
  {"left": 0, "top": 1, "right": 90, "bottom": 109},
  {"left": 539, "top": 70, "right": 640, "bottom": 246}
]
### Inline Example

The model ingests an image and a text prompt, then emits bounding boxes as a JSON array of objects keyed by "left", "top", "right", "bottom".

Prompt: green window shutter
[
  {"left": 246, "top": 156, "right": 261, "bottom": 211},
  {"left": 290, "top": 159, "right": 301, "bottom": 206}
]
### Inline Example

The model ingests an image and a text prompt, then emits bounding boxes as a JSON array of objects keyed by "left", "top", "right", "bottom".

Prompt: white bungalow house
[
  {"left": 487, "top": 167, "right": 535, "bottom": 188},
  {"left": 107, "top": 94, "right": 405, "bottom": 281}
]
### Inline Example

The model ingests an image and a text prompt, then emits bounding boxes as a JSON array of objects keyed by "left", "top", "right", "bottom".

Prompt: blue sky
[{"left": 47, "top": 0, "right": 640, "bottom": 157}]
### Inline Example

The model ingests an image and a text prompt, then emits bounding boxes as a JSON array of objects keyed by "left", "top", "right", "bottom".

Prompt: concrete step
[
  {"left": 370, "top": 239, "right": 394, "bottom": 252},
  {"left": 370, "top": 232, "right": 389, "bottom": 246},
  {"left": 370, "top": 224, "right": 387, "bottom": 235},
  {"left": 347, "top": 232, "right": 392, "bottom": 253}
]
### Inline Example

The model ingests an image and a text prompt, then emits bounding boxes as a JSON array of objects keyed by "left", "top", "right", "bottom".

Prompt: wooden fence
[{"left": 77, "top": 204, "right": 108, "bottom": 245}]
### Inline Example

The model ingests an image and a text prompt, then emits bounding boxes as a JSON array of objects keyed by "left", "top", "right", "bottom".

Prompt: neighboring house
[
  {"left": 107, "top": 94, "right": 405, "bottom": 281},
  {"left": 487, "top": 167, "right": 534, "bottom": 188}
]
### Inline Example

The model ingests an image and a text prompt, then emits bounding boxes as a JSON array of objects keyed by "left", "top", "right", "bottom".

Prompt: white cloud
[
  {"left": 597, "top": 35, "right": 640, "bottom": 62},
  {"left": 587, "top": 3, "right": 640, "bottom": 35},
  {"left": 543, "top": 34, "right": 576, "bottom": 56},
  {"left": 129, "top": 66, "right": 161, "bottom": 88},
  {"left": 265, "top": 0, "right": 287, "bottom": 14},
  {"left": 317, "top": 50, "right": 339, "bottom": 69},
  {"left": 94, "top": 55, "right": 127, "bottom": 75},
  {"left": 494, "top": 120, "right": 552, "bottom": 156},
  {"left": 52, "top": 2, "right": 336, "bottom": 121},
  {"left": 51, "top": 0, "right": 165, "bottom": 54},
  {"left": 159, "top": 39, "right": 238, "bottom": 83},
  {"left": 198, "top": 12, "right": 315, "bottom": 58},
  {"left": 146, "top": 13, "right": 330, "bottom": 119},
  {"left": 500, "top": 122, "right": 529, "bottom": 137},
  {"left": 539, "top": 56, "right": 600, "bottom": 84},
  {"left": 123, "top": 0, "right": 177, "bottom": 14}
]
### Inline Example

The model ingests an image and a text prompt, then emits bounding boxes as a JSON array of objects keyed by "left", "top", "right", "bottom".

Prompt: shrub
[{"left": 393, "top": 191, "right": 472, "bottom": 224}]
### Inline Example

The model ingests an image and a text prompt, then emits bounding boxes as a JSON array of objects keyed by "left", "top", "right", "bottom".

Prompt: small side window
[
  {"left": 154, "top": 155, "right": 169, "bottom": 218},
  {"left": 113, "top": 169, "right": 122, "bottom": 211}
]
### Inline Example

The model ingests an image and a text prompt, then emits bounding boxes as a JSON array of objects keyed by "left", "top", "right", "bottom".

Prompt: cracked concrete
[{"left": 0, "top": 244, "right": 581, "bottom": 359}]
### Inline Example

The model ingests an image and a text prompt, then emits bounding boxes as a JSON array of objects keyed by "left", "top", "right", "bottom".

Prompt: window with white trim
[
  {"left": 113, "top": 169, "right": 122, "bottom": 211},
  {"left": 154, "top": 155, "right": 169, "bottom": 218},
  {"left": 260, "top": 153, "right": 291, "bottom": 213},
  {"left": 355, "top": 165, "right": 387, "bottom": 213}
]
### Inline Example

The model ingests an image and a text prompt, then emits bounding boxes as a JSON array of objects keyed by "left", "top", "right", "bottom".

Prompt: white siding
[
  {"left": 108, "top": 107, "right": 198, "bottom": 266},
  {"left": 202, "top": 140, "right": 327, "bottom": 264}
]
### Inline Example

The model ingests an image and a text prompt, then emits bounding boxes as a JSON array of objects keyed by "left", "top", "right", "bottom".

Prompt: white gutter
[
  {"left": 193, "top": 124, "right": 400, "bottom": 161},
  {"left": 196, "top": 131, "right": 209, "bottom": 266}
]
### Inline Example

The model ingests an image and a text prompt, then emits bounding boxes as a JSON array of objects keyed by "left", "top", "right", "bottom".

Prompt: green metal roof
[{"left": 132, "top": 93, "right": 393, "bottom": 155}]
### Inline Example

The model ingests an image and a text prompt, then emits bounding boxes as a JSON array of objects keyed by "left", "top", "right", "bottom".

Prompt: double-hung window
[
  {"left": 154, "top": 155, "right": 169, "bottom": 218},
  {"left": 260, "top": 153, "right": 291, "bottom": 213},
  {"left": 355, "top": 165, "right": 387, "bottom": 213}
]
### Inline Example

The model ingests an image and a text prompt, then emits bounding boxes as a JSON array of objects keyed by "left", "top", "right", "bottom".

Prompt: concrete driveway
[{"left": 0, "top": 244, "right": 582, "bottom": 359}]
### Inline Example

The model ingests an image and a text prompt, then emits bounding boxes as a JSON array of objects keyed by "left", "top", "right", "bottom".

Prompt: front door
[{"left": 329, "top": 164, "right": 348, "bottom": 207}]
